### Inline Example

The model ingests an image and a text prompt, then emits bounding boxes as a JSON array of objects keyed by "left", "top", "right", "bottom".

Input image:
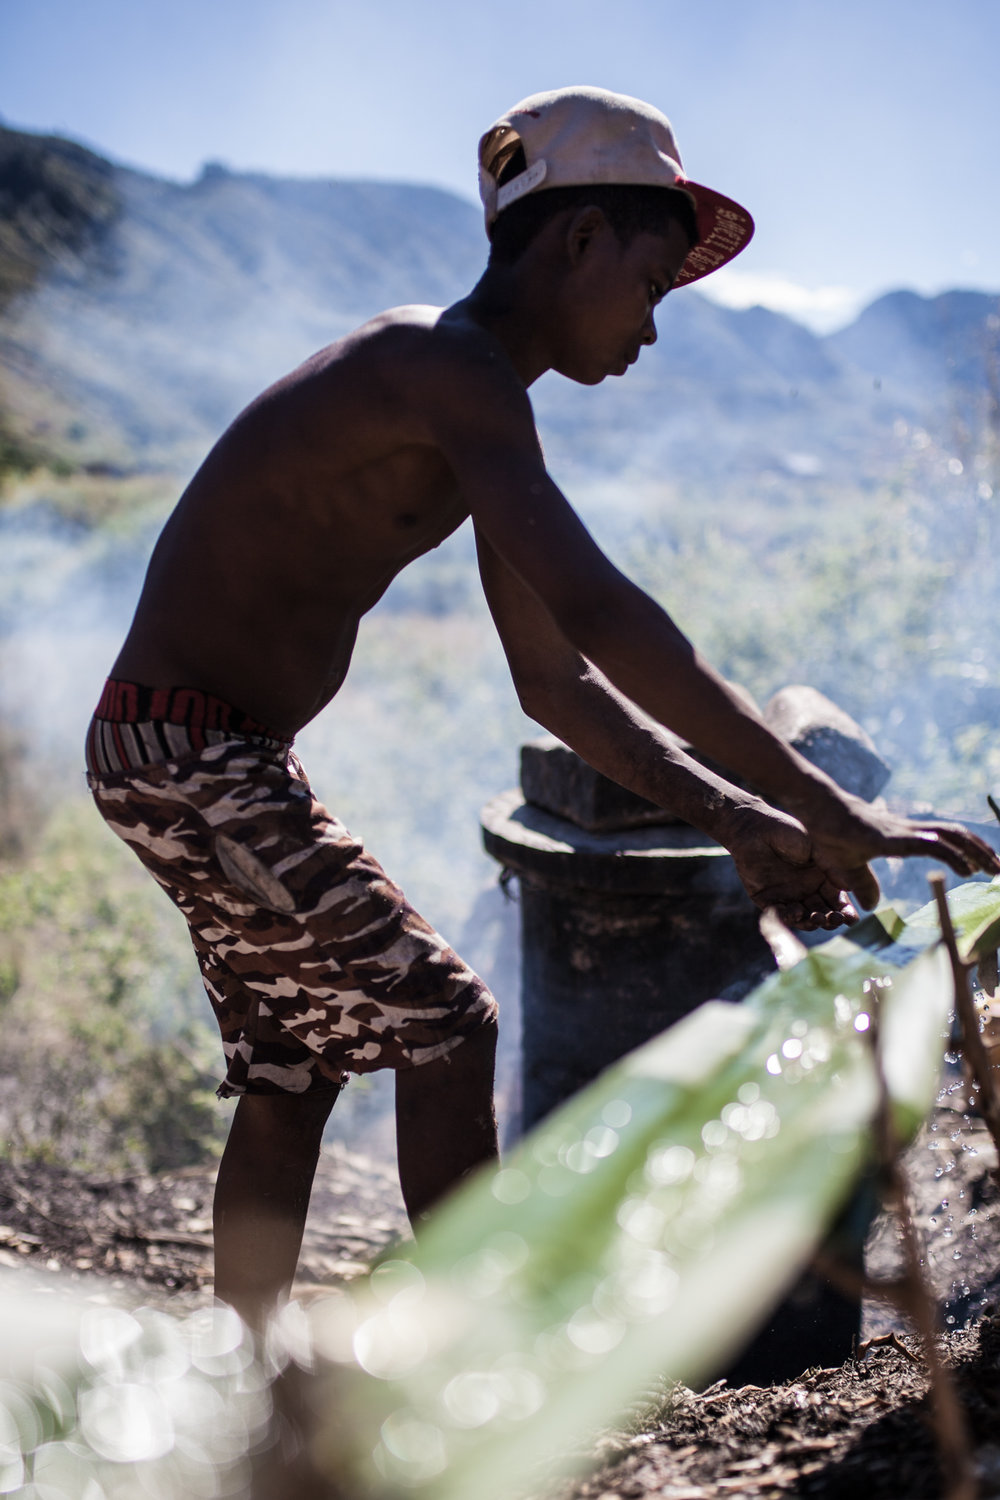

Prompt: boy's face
[{"left": 554, "top": 215, "right": 691, "bottom": 386}]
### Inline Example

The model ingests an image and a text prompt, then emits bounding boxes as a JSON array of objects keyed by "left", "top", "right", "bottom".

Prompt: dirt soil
[
  {"left": 550, "top": 1320, "right": 1000, "bottom": 1500},
  {"left": 550, "top": 1104, "right": 1000, "bottom": 1500},
  {"left": 1, "top": 1105, "right": 998, "bottom": 1499},
  {"left": 0, "top": 1140, "right": 409, "bottom": 1311}
]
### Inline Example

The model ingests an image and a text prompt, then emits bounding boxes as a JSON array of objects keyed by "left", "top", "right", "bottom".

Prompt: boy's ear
[{"left": 566, "top": 205, "right": 609, "bottom": 264}]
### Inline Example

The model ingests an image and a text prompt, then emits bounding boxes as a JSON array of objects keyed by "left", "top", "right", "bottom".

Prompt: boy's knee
[{"left": 234, "top": 1086, "right": 338, "bottom": 1143}]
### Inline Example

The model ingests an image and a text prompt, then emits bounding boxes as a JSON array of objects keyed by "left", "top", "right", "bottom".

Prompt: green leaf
[{"left": 310, "top": 887, "right": 989, "bottom": 1500}]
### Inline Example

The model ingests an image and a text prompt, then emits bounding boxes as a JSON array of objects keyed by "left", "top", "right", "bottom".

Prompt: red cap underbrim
[{"left": 675, "top": 180, "right": 754, "bottom": 287}]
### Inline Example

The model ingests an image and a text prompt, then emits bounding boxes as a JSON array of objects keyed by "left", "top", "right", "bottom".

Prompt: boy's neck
[{"left": 458, "top": 260, "right": 558, "bottom": 387}]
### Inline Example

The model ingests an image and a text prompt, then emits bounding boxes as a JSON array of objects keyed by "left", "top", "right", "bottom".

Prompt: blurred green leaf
[{"left": 310, "top": 887, "right": 981, "bottom": 1500}]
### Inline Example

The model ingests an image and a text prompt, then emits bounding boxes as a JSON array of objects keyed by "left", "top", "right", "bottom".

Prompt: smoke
[{"left": 0, "top": 478, "right": 533, "bottom": 1161}]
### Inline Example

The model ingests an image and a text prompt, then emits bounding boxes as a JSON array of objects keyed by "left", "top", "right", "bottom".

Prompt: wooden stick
[
  {"left": 929, "top": 873, "right": 1000, "bottom": 1178},
  {"left": 866, "top": 975, "right": 978, "bottom": 1500}
]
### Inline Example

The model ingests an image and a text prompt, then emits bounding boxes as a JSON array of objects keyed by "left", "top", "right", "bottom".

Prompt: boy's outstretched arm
[
  {"left": 423, "top": 334, "right": 998, "bottom": 903},
  {"left": 477, "top": 527, "right": 856, "bottom": 931}
]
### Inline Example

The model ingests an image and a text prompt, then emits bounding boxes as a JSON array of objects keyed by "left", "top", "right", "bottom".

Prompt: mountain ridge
[{"left": 1, "top": 122, "right": 997, "bottom": 493}]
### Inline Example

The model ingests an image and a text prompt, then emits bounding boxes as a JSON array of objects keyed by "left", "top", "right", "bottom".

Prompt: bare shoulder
[
  {"left": 342, "top": 302, "right": 534, "bottom": 421},
  {"left": 210, "top": 301, "right": 538, "bottom": 483},
  {"left": 356, "top": 306, "right": 541, "bottom": 472}
]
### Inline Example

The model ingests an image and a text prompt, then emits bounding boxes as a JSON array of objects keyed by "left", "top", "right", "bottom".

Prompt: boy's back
[{"left": 112, "top": 305, "right": 518, "bottom": 733}]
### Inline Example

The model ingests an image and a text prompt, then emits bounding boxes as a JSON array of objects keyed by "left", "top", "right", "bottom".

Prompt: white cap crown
[{"left": 478, "top": 85, "right": 754, "bottom": 287}]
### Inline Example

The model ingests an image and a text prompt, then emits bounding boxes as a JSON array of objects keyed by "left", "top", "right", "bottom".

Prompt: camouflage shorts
[{"left": 86, "top": 730, "right": 497, "bottom": 1097}]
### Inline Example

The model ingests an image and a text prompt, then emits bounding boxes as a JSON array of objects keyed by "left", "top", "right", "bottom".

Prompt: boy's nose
[{"left": 642, "top": 312, "right": 658, "bottom": 346}]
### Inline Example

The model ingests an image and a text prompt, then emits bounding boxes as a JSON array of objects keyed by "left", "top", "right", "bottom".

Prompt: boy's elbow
[
  {"left": 512, "top": 668, "right": 554, "bottom": 725},
  {"left": 510, "top": 649, "right": 596, "bottom": 729}
]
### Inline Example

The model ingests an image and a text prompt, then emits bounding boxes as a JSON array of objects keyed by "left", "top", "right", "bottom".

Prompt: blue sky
[{"left": 2, "top": 0, "right": 997, "bottom": 328}]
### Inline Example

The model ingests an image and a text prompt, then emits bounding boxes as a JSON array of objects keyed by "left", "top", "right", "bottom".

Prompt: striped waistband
[{"left": 86, "top": 679, "right": 291, "bottom": 777}]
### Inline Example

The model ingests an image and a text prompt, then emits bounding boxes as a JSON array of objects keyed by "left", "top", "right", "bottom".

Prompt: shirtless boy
[{"left": 86, "top": 87, "right": 998, "bottom": 1328}]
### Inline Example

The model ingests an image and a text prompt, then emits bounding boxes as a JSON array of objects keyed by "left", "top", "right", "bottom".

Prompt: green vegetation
[
  {"left": 0, "top": 415, "right": 67, "bottom": 485},
  {"left": 619, "top": 456, "right": 1000, "bottom": 814},
  {"left": 0, "top": 126, "right": 129, "bottom": 485},
  {"left": 0, "top": 797, "right": 226, "bottom": 1172},
  {"left": 0, "top": 124, "right": 120, "bottom": 309},
  {"left": 0, "top": 464, "right": 178, "bottom": 528}
]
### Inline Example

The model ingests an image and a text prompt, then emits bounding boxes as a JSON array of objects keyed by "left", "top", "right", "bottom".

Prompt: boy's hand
[
  {"left": 722, "top": 802, "right": 859, "bottom": 931},
  {"left": 800, "top": 795, "right": 1000, "bottom": 910}
]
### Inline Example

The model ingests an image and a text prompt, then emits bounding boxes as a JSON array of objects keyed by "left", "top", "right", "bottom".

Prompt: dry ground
[
  {"left": 0, "top": 1140, "right": 409, "bottom": 1312},
  {"left": 0, "top": 1106, "right": 998, "bottom": 1499}
]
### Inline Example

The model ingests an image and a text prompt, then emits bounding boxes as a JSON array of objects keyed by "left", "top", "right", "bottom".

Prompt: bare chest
[{"left": 321, "top": 442, "right": 468, "bottom": 561}]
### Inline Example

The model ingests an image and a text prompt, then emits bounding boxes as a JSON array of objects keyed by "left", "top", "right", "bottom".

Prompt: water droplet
[
  {"left": 378, "top": 1412, "right": 448, "bottom": 1480},
  {"left": 602, "top": 1098, "right": 632, "bottom": 1129},
  {"left": 566, "top": 1308, "right": 627, "bottom": 1355},
  {"left": 646, "top": 1144, "right": 695, "bottom": 1186},
  {"left": 491, "top": 1168, "right": 531, "bottom": 1205},
  {"left": 79, "top": 1383, "right": 175, "bottom": 1463},
  {"left": 370, "top": 1260, "right": 425, "bottom": 1305},
  {"left": 584, "top": 1125, "right": 620, "bottom": 1159},
  {"left": 563, "top": 1140, "right": 599, "bottom": 1174}
]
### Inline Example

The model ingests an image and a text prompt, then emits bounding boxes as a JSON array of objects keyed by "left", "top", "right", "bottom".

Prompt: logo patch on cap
[{"left": 496, "top": 159, "right": 548, "bottom": 216}]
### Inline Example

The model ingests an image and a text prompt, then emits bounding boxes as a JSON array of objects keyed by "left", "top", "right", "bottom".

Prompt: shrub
[{"left": 0, "top": 797, "right": 226, "bottom": 1172}]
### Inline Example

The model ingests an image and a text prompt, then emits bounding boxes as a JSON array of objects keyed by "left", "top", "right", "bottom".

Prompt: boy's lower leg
[
  {"left": 214, "top": 1020, "right": 497, "bottom": 1323},
  {"left": 213, "top": 1088, "right": 338, "bottom": 1330},
  {"left": 394, "top": 1018, "right": 499, "bottom": 1225}
]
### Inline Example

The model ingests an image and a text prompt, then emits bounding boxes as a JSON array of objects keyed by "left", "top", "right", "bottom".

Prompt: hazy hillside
[
  {"left": 1, "top": 121, "right": 997, "bottom": 492},
  {"left": 827, "top": 289, "right": 999, "bottom": 462},
  {"left": 0, "top": 126, "right": 120, "bottom": 307},
  {"left": 0, "top": 125, "right": 487, "bottom": 470}
]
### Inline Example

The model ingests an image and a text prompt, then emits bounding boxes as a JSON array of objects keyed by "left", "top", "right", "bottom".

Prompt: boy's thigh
[{"left": 90, "top": 743, "right": 497, "bottom": 1094}]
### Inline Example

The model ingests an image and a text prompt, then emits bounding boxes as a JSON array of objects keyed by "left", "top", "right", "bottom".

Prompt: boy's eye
[{"left": 649, "top": 282, "right": 665, "bottom": 305}]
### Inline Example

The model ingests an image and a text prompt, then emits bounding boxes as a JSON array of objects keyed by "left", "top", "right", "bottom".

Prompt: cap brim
[{"left": 675, "top": 181, "right": 754, "bottom": 287}]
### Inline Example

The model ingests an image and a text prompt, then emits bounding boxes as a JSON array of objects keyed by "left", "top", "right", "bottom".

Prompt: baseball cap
[{"left": 478, "top": 86, "right": 754, "bottom": 287}]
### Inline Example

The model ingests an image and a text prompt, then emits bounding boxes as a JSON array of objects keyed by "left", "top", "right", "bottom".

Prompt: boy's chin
[{"left": 558, "top": 363, "right": 613, "bottom": 387}]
